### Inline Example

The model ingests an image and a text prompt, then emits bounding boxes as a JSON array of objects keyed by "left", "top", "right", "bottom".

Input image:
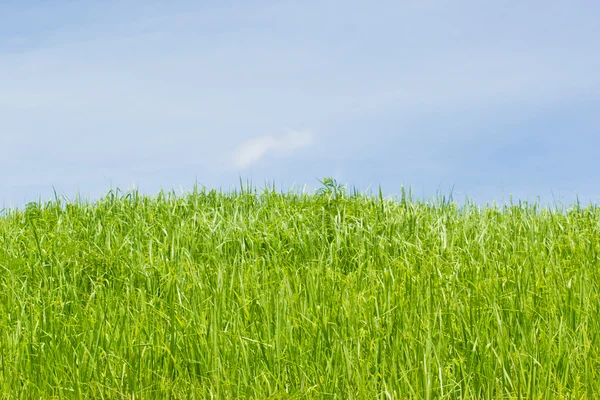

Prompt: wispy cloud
[{"left": 233, "top": 129, "right": 314, "bottom": 168}]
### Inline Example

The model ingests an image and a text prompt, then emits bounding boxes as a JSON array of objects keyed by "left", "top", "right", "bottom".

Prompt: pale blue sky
[{"left": 2, "top": 1, "right": 599, "bottom": 208}]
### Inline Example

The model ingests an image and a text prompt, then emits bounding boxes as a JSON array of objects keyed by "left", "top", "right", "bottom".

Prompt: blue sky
[{"left": 1, "top": 0, "right": 599, "bottom": 208}]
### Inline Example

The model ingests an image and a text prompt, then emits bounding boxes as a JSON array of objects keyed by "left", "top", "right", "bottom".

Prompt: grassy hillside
[{"left": 1, "top": 181, "right": 599, "bottom": 398}]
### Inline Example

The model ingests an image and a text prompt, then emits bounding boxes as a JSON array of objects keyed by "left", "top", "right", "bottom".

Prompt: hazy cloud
[
  {"left": 233, "top": 129, "right": 314, "bottom": 168},
  {"left": 2, "top": 1, "right": 600, "bottom": 206}
]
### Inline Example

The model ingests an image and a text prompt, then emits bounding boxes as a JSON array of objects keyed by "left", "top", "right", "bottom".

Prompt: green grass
[{"left": 1, "top": 180, "right": 599, "bottom": 398}]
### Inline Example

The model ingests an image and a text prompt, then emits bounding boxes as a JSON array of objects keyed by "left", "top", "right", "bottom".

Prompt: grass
[{"left": 1, "top": 179, "right": 599, "bottom": 398}]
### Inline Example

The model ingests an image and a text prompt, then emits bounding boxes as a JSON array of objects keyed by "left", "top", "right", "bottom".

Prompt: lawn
[{"left": 1, "top": 180, "right": 599, "bottom": 398}]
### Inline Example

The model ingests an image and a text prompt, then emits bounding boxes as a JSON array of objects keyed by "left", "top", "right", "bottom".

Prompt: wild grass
[{"left": 0, "top": 180, "right": 599, "bottom": 398}]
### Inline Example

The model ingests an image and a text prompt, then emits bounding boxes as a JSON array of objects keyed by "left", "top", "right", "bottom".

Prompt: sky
[{"left": 1, "top": 0, "right": 599, "bottom": 209}]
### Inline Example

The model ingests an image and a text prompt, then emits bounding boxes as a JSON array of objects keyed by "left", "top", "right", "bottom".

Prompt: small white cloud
[{"left": 233, "top": 129, "right": 314, "bottom": 168}]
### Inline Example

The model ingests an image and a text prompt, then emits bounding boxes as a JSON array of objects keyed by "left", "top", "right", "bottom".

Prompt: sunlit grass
[{"left": 1, "top": 180, "right": 599, "bottom": 398}]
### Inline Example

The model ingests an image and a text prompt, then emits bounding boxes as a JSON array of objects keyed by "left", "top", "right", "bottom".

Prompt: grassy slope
[{"left": 1, "top": 184, "right": 599, "bottom": 398}]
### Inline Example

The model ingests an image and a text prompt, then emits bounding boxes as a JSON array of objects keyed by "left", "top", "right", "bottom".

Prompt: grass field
[{"left": 1, "top": 179, "right": 599, "bottom": 398}]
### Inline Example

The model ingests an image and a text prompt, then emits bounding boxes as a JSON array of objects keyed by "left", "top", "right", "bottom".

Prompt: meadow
[{"left": 1, "top": 179, "right": 599, "bottom": 398}]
